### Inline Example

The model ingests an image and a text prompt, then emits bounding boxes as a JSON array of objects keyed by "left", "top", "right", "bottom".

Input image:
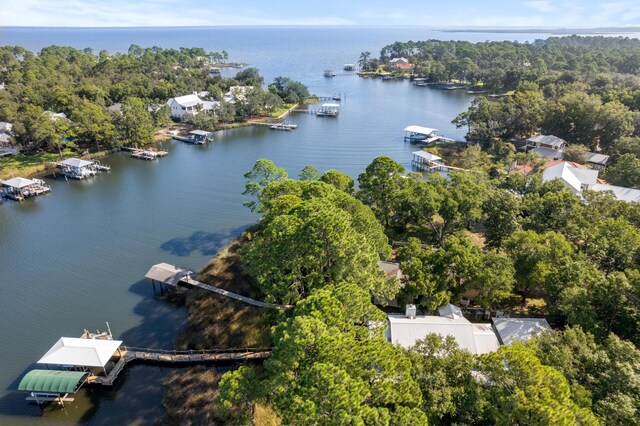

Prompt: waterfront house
[
  {"left": 394, "top": 62, "right": 415, "bottom": 71},
  {"left": 543, "top": 160, "right": 640, "bottom": 202},
  {"left": 526, "top": 134, "right": 567, "bottom": 160},
  {"left": 223, "top": 86, "right": 254, "bottom": 103},
  {"left": 166, "top": 92, "right": 219, "bottom": 119},
  {"left": 386, "top": 305, "right": 500, "bottom": 355},
  {"left": 542, "top": 161, "right": 599, "bottom": 194},
  {"left": 491, "top": 318, "right": 551, "bottom": 345},
  {"left": 390, "top": 57, "right": 410, "bottom": 65}
]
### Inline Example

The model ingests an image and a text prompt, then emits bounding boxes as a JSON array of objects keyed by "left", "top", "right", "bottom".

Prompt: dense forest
[
  {"left": 0, "top": 45, "right": 308, "bottom": 155},
  {"left": 163, "top": 154, "right": 640, "bottom": 425}
]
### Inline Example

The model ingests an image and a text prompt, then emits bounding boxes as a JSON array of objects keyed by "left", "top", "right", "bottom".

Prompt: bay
[{"left": 0, "top": 26, "right": 588, "bottom": 424}]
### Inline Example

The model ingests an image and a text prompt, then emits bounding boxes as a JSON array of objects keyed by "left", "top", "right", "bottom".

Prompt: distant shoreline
[{"left": 439, "top": 28, "right": 640, "bottom": 35}]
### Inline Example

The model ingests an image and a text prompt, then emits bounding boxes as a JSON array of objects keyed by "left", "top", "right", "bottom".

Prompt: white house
[
  {"left": 385, "top": 305, "right": 500, "bottom": 355},
  {"left": 542, "top": 161, "right": 599, "bottom": 194},
  {"left": 223, "top": 86, "right": 254, "bottom": 104},
  {"left": 543, "top": 161, "right": 640, "bottom": 203},
  {"left": 166, "top": 92, "right": 219, "bottom": 119}
]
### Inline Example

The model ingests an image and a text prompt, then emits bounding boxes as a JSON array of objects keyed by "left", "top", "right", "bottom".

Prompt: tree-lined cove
[{"left": 1, "top": 27, "right": 640, "bottom": 425}]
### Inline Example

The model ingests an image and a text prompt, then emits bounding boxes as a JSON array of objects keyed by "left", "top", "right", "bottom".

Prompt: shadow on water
[
  {"left": 160, "top": 225, "right": 250, "bottom": 257},
  {"left": 0, "top": 278, "right": 189, "bottom": 424}
]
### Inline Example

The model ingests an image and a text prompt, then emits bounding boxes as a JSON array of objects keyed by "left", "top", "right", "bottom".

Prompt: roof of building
[
  {"left": 18, "top": 370, "right": 89, "bottom": 394},
  {"left": 438, "top": 304, "right": 463, "bottom": 319},
  {"left": 107, "top": 103, "right": 122, "bottom": 113},
  {"left": 168, "top": 94, "right": 202, "bottom": 107},
  {"left": 542, "top": 162, "right": 599, "bottom": 193},
  {"left": 586, "top": 152, "right": 610, "bottom": 166},
  {"left": 145, "top": 262, "right": 193, "bottom": 286},
  {"left": 189, "top": 130, "right": 212, "bottom": 136},
  {"left": 390, "top": 57, "right": 409, "bottom": 64},
  {"left": 412, "top": 150, "right": 442, "bottom": 162},
  {"left": 387, "top": 314, "right": 500, "bottom": 355},
  {"left": 37, "top": 337, "right": 123, "bottom": 368},
  {"left": 0, "top": 121, "right": 12, "bottom": 132},
  {"left": 320, "top": 103, "right": 340, "bottom": 108},
  {"left": 491, "top": 318, "right": 551, "bottom": 345},
  {"left": 395, "top": 63, "right": 415, "bottom": 70},
  {"left": 591, "top": 184, "right": 640, "bottom": 203},
  {"left": 0, "top": 133, "right": 11, "bottom": 144},
  {"left": 378, "top": 261, "right": 403, "bottom": 280},
  {"left": 2, "top": 177, "right": 37, "bottom": 189},
  {"left": 405, "top": 125, "right": 437, "bottom": 135},
  {"left": 58, "top": 158, "right": 94, "bottom": 168},
  {"left": 531, "top": 146, "right": 564, "bottom": 160},
  {"left": 527, "top": 134, "right": 567, "bottom": 148}
]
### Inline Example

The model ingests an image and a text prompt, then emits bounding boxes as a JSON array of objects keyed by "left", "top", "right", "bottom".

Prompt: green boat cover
[{"left": 18, "top": 370, "right": 88, "bottom": 394}]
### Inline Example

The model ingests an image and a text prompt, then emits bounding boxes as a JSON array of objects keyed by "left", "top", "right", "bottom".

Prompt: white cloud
[
  {"left": 0, "top": 0, "right": 353, "bottom": 26},
  {"left": 524, "top": 1, "right": 554, "bottom": 13}
]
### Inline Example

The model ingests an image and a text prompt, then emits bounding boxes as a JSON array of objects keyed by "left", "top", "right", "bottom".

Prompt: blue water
[{"left": 0, "top": 26, "right": 588, "bottom": 424}]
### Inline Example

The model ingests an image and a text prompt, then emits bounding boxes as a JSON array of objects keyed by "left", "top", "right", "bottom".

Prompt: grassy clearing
[
  {"left": 163, "top": 237, "right": 276, "bottom": 424},
  {"left": 269, "top": 104, "right": 295, "bottom": 119},
  {"left": 0, "top": 148, "right": 114, "bottom": 180},
  {"left": 304, "top": 97, "right": 320, "bottom": 104}
]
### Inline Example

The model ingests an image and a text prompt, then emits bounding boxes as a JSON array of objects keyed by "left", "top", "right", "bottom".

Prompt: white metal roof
[
  {"left": 591, "top": 184, "right": 640, "bottom": 203},
  {"left": 169, "top": 94, "right": 202, "bottom": 107},
  {"left": 320, "top": 103, "right": 340, "bottom": 108},
  {"left": 2, "top": 177, "right": 37, "bottom": 188},
  {"left": 38, "top": 337, "right": 123, "bottom": 368},
  {"left": 542, "top": 162, "right": 584, "bottom": 194},
  {"left": 527, "top": 134, "right": 567, "bottom": 148},
  {"left": 59, "top": 158, "right": 94, "bottom": 168},
  {"left": 531, "top": 147, "right": 563, "bottom": 160},
  {"left": 412, "top": 150, "right": 442, "bottom": 162},
  {"left": 438, "top": 304, "right": 463, "bottom": 319},
  {"left": 586, "top": 152, "right": 609, "bottom": 165},
  {"left": 404, "top": 125, "right": 438, "bottom": 135},
  {"left": 189, "top": 130, "right": 211, "bottom": 136},
  {"left": 145, "top": 263, "right": 193, "bottom": 286},
  {"left": 387, "top": 314, "right": 500, "bottom": 355},
  {"left": 492, "top": 318, "right": 551, "bottom": 346}
]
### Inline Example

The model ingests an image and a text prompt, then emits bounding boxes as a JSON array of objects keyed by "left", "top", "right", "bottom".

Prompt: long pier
[
  {"left": 89, "top": 347, "right": 272, "bottom": 386},
  {"left": 146, "top": 263, "right": 293, "bottom": 309}
]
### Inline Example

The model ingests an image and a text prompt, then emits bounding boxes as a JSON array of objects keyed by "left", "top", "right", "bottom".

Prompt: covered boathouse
[
  {"left": 37, "top": 337, "right": 123, "bottom": 375},
  {"left": 57, "top": 158, "right": 97, "bottom": 179},
  {"left": 404, "top": 125, "right": 439, "bottom": 143},
  {"left": 316, "top": 103, "right": 339, "bottom": 117},
  {"left": 18, "top": 369, "right": 89, "bottom": 406},
  {"left": 411, "top": 150, "right": 445, "bottom": 172},
  {"left": 1, "top": 177, "right": 51, "bottom": 201}
]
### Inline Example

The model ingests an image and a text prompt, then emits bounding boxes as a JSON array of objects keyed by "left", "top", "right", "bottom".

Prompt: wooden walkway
[
  {"left": 89, "top": 347, "right": 272, "bottom": 386},
  {"left": 146, "top": 263, "right": 292, "bottom": 309},
  {"left": 181, "top": 276, "right": 291, "bottom": 309}
]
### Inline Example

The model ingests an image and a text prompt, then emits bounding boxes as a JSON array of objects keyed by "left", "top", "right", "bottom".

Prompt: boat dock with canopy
[
  {"left": 1, "top": 177, "right": 51, "bottom": 201},
  {"left": 316, "top": 103, "right": 340, "bottom": 117},
  {"left": 18, "top": 370, "right": 89, "bottom": 406},
  {"left": 57, "top": 158, "right": 110, "bottom": 179},
  {"left": 37, "top": 337, "right": 124, "bottom": 375},
  {"left": 411, "top": 150, "right": 446, "bottom": 172},
  {"left": 404, "top": 125, "right": 439, "bottom": 143}
]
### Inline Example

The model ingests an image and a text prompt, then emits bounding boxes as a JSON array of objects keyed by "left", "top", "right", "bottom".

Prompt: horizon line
[{"left": 1, "top": 24, "right": 640, "bottom": 30}]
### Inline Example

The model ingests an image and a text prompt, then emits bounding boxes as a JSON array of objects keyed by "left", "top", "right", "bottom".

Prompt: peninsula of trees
[{"left": 0, "top": 45, "right": 309, "bottom": 173}]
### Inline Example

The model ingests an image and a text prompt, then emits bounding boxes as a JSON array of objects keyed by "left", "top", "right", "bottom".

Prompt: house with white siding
[{"left": 166, "top": 92, "right": 219, "bottom": 120}]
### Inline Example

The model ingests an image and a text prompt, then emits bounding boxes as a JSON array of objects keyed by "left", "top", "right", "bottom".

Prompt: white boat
[{"left": 323, "top": 69, "right": 337, "bottom": 77}]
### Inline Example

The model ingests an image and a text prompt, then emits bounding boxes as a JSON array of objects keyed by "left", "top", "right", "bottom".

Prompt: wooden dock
[
  {"left": 89, "top": 347, "right": 271, "bottom": 386},
  {"left": 145, "top": 263, "right": 293, "bottom": 309}
]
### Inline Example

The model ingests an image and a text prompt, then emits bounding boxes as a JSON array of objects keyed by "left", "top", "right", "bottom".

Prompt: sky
[{"left": 2, "top": 0, "right": 640, "bottom": 28}]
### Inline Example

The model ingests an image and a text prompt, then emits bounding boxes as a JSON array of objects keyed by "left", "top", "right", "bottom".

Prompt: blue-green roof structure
[{"left": 18, "top": 370, "right": 89, "bottom": 394}]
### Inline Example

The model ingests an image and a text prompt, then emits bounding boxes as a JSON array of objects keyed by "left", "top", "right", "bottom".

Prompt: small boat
[
  {"left": 323, "top": 69, "right": 337, "bottom": 77},
  {"left": 332, "top": 93, "right": 341, "bottom": 101},
  {"left": 343, "top": 64, "right": 356, "bottom": 71}
]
